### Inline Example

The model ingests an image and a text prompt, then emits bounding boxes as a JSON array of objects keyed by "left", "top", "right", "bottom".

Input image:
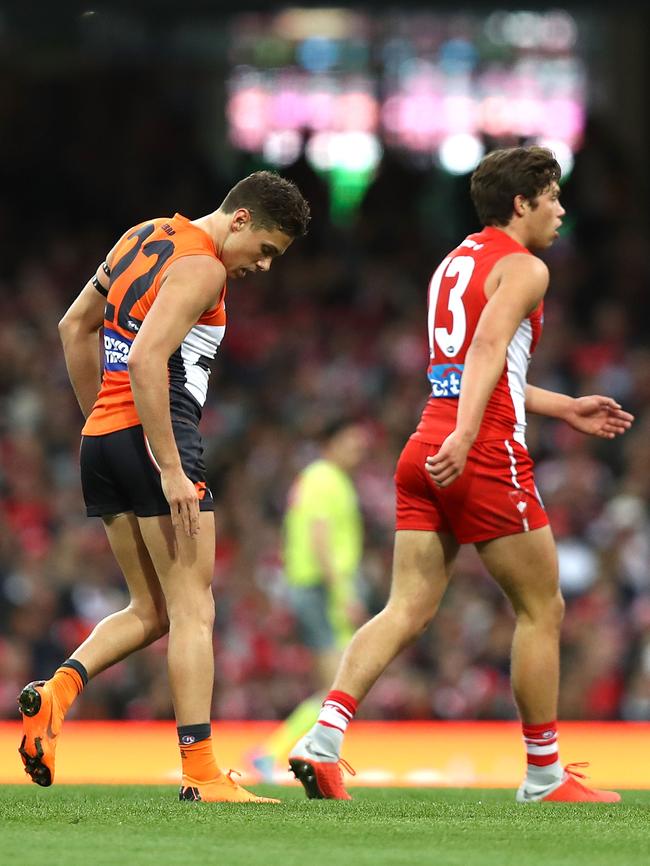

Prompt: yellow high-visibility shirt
[{"left": 283, "top": 459, "right": 362, "bottom": 588}]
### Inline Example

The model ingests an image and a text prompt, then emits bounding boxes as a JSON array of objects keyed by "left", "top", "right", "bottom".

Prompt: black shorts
[{"left": 80, "top": 421, "right": 214, "bottom": 518}]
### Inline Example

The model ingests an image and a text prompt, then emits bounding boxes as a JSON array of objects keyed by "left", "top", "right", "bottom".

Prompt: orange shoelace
[
  {"left": 564, "top": 762, "right": 590, "bottom": 780},
  {"left": 338, "top": 758, "right": 356, "bottom": 777},
  {"left": 225, "top": 769, "right": 243, "bottom": 785}
]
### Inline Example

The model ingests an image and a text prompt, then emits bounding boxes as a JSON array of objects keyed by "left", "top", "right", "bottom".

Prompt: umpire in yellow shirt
[{"left": 251, "top": 418, "right": 369, "bottom": 779}]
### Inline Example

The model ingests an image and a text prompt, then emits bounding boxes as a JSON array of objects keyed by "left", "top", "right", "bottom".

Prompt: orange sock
[
  {"left": 179, "top": 737, "right": 222, "bottom": 782},
  {"left": 50, "top": 664, "right": 86, "bottom": 716}
]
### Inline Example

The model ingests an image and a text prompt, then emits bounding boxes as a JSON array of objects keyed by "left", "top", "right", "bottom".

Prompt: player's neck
[
  {"left": 323, "top": 451, "right": 352, "bottom": 474},
  {"left": 192, "top": 211, "right": 228, "bottom": 255},
  {"left": 496, "top": 220, "right": 531, "bottom": 250}
]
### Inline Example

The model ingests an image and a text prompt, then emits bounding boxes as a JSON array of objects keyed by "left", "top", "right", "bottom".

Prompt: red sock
[
  {"left": 522, "top": 720, "right": 559, "bottom": 770},
  {"left": 316, "top": 690, "right": 358, "bottom": 734}
]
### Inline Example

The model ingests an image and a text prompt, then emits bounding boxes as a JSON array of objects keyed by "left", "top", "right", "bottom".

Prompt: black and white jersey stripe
[{"left": 168, "top": 323, "right": 225, "bottom": 422}]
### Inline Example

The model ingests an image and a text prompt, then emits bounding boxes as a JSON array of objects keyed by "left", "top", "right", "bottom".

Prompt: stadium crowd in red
[{"left": 0, "top": 76, "right": 648, "bottom": 725}]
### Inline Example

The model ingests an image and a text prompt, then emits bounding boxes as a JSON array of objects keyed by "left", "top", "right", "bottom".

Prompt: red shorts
[{"left": 395, "top": 437, "right": 549, "bottom": 544}]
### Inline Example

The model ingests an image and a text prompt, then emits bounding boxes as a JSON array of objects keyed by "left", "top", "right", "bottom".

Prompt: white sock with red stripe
[
  {"left": 522, "top": 720, "right": 563, "bottom": 787},
  {"left": 317, "top": 690, "right": 357, "bottom": 733},
  {"left": 290, "top": 690, "right": 358, "bottom": 762}
]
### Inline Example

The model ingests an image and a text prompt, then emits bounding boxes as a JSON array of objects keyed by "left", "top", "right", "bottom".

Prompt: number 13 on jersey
[{"left": 426, "top": 255, "right": 476, "bottom": 398}]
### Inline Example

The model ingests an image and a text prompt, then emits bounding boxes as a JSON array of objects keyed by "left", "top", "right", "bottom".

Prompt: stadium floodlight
[{"left": 438, "top": 133, "right": 485, "bottom": 176}]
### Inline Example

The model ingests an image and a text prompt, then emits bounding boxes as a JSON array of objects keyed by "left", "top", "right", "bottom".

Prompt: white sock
[{"left": 291, "top": 723, "right": 343, "bottom": 762}]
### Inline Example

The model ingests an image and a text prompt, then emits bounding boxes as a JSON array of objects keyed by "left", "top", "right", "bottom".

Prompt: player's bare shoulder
[
  {"left": 161, "top": 254, "right": 227, "bottom": 309},
  {"left": 163, "top": 254, "right": 226, "bottom": 288},
  {"left": 487, "top": 251, "right": 549, "bottom": 310},
  {"left": 497, "top": 252, "right": 548, "bottom": 287}
]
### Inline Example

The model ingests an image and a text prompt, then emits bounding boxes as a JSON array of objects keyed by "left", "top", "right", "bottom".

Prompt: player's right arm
[
  {"left": 426, "top": 253, "right": 549, "bottom": 488},
  {"left": 58, "top": 259, "right": 113, "bottom": 418}
]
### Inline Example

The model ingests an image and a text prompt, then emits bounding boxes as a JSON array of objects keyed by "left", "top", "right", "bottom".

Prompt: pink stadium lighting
[
  {"left": 442, "top": 95, "right": 479, "bottom": 135},
  {"left": 540, "top": 98, "right": 584, "bottom": 144},
  {"left": 336, "top": 92, "right": 378, "bottom": 132},
  {"left": 306, "top": 88, "right": 336, "bottom": 130},
  {"left": 270, "top": 88, "right": 306, "bottom": 130},
  {"left": 480, "top": 96, "right": 512, "bottom": 137}
]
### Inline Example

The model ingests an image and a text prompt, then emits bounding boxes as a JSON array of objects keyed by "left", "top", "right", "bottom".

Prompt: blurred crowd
[{"left": 0, "top": 73, "right": 649, "bottom": 724}]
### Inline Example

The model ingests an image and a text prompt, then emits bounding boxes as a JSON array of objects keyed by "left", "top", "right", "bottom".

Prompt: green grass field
[{"left": 1, "top": 786, "right": 648, "bottom": 866}]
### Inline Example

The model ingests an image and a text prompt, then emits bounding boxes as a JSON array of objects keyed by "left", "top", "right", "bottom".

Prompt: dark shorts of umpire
[
  {"left": 288, "top": 584, "right": 336, "bottom": 652},
  {"left": 80, "top": 421, "right": 214, "bottom": 518}
]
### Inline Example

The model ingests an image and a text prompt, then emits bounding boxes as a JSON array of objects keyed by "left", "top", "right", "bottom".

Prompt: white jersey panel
[
  {"left": 179, "top": 323, "right": 226, "bottom": 407},
  {"left": 505, "top": 318, "right": 532, "bottom": 447}
]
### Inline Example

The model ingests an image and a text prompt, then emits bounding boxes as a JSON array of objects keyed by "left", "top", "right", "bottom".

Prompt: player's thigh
[
  {"left": 476, "top": 524, "right": 563, "bottom": 618},
  {"left": 136, "top": 511, "right": 216, "bottom": 611},
  {"left": 102, "top": 512, "right": 168, "bottom": 625},
  {"left": 387, "top": 529, "right": 459, "bottom": 622},
  {"left": 395, "top": 438, "right": 454, "bottom": 536}
]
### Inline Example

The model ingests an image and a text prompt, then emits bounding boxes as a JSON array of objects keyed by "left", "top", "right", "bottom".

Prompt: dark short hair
[
  {"left": 470, "top": 146, "right": 561, "bottom": 227},
  {"left": 317, "top": 416, "right": 364, "bottom": 445},
  {"left": 220, "top": 170, "right": 310, "bottom": 238}
]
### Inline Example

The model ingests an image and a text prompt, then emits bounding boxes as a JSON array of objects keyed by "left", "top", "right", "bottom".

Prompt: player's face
[
  {"left": 222, "top": 210, "right": 293, "bottom": 279},
  {"left": 332, "top": 425, "right": 370, "bottom": 470},
  {"left": 526, "top": 182, "right": 565, "bottom": 249}
]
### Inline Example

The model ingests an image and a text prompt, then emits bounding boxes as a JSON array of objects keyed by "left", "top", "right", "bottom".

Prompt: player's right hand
[
  {"left": 161, "top": 468, "right": 200, "bottom": 538},
  {"left": 425, "top": 431, "right": 472, "bottom": 488}
]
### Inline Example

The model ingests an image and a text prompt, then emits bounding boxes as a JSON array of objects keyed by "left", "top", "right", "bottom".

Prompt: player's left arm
[
  {"left": 58, "top": 257, "right": 113, "bottom": 418},
  {"left": 525, "top": 385, "right": 634, "bottom": 438},
  {"left": 426, "top": 254, "right": 549, "bottom": 488}
]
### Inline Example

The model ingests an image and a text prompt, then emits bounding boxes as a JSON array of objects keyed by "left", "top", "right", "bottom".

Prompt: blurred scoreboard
[{"left": 226, "top": 8, "right": 589, "bottom": 178}]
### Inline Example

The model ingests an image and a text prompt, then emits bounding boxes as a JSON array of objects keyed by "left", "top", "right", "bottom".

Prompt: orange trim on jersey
[{"left": 82, "top": 214, "right": 224, "bottom": 437}]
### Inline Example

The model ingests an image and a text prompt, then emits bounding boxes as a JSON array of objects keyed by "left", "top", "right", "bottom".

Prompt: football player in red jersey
[{"left": 289, "top": 146, "right": 634, "bottom": 803}]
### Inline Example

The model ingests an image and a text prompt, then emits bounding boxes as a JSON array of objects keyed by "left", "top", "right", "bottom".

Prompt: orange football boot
[
  {"left": 517, "top": 763, "right": 621, "bottom": 803},
  {"left": 179, "top": 770, "right": 280, "bottom": 803},
  {"left": 542, "top": 763, "right": 621, "bottom": 802},
  {"left": 289, "top": 756, "right": 355, "bottom": 800},
  {"left": 17, "top": 680, "right": 64, "bottom": 787}
]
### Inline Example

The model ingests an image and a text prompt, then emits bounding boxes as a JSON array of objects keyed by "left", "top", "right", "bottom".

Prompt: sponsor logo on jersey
[
  {"left": 428, "top": 363, "right": 464, "bottom": 398},
  {"left": 104, "top": 327, "right": 133, "bottom": 372}
]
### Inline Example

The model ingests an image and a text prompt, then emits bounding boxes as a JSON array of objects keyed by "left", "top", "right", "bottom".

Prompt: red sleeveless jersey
[
  {"left": 82, "top": 214, "right": 226, "bottom": 436},
  {"left": 412, "top": 226, "right": 543, "bottom": 447}
]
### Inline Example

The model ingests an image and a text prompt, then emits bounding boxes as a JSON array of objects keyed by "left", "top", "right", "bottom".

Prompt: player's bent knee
[
  {"left": 128, "top": 601, "right": 170, "bottom": 641},
  {"left": 550, "top": 592, "right": 565, "bottom": 628},
  {"left": 384, "top": 600, "right": 436, "bottom": 639},
  {"left": 538, "top": 591, "right": 564, "bottom": 629},
  {"left": 167, "top": 594, "right": 215, "bottom": 630},
  {"left": 517, "top": 591, "right": 565, "bottom": 630}
]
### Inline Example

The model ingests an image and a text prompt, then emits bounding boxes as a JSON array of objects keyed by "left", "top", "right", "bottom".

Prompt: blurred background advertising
[{"left": 0, "top": 2, "right": 649, "bottom": 724}]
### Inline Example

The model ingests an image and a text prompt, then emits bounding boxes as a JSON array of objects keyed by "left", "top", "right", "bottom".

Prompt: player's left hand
[
  {"left": 564, "top": 395, "right": 635, "bottom": 438},
  {"left": 425, "top": 431, "right": 472, "bottom": 488}
]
